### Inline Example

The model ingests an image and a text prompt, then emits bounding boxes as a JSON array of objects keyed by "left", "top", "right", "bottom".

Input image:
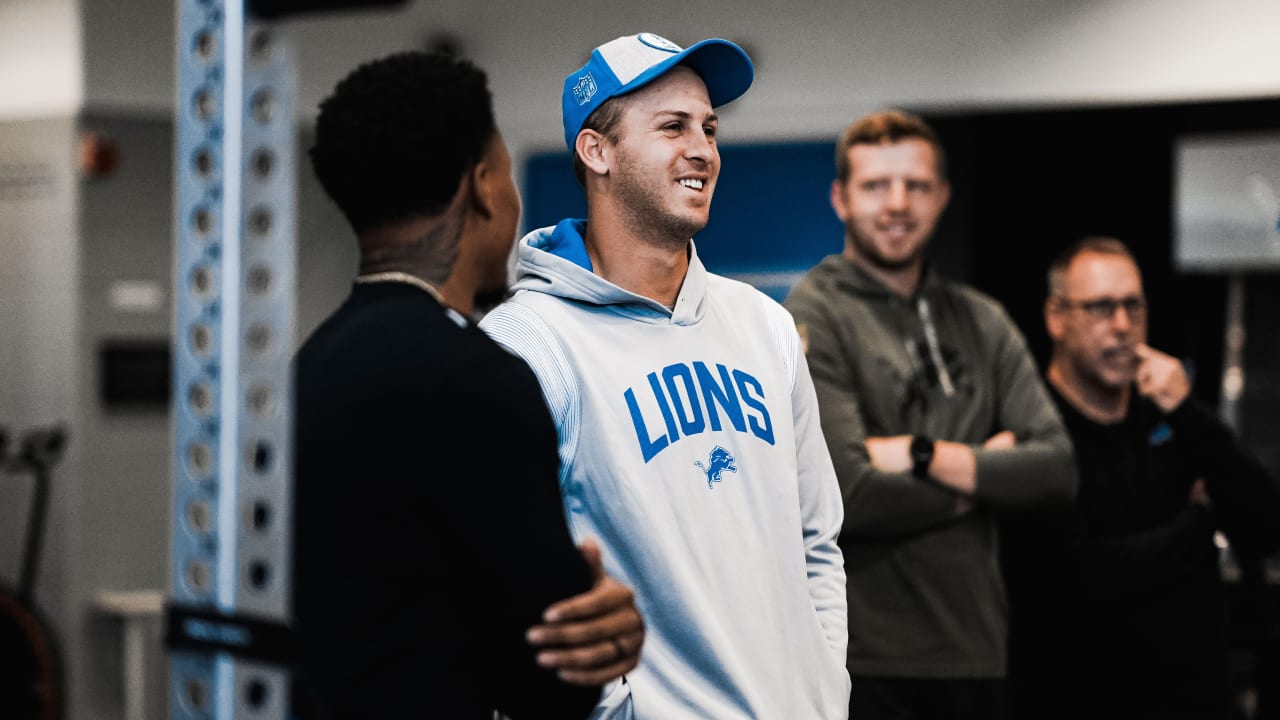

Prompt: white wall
[
  {"left": 74, "top": 0, "right": 1280, "bottom": 154},
  {"left": 0, "top": 0, "right": 82, "bottom": 119},
  {"left": 0, "top": 3, "right": 85, "bottom": 717},
  {"left": 0, "top": 115, "right": 83, "bottom": 715}
]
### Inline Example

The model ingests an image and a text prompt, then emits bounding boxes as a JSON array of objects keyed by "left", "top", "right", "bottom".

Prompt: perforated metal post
[{"left": 171, "top": 0, "right": 295, "bottom": 717}]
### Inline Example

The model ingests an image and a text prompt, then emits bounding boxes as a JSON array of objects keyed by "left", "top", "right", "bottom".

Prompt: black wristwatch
[{"left": 910, "top": 435, "right": 935, "bottom": 479}]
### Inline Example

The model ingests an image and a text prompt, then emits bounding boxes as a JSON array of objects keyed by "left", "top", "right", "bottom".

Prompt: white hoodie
[{"left": 481, "top": 219, "right": 849, "bottom": 720}]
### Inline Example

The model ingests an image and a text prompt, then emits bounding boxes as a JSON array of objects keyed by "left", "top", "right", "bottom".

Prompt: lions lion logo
[{"left": 693, "top": 446, "right": 738, "bottom": 490}]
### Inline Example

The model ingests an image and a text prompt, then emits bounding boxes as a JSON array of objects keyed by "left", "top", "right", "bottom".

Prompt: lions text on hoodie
[{"left": 481, "top": 219, "right": 850, "bottom": 720}]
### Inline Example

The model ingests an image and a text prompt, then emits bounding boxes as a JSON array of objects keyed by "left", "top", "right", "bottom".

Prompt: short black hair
[{"left": 310, "top": 52, "right": 495, "bottom": 234}]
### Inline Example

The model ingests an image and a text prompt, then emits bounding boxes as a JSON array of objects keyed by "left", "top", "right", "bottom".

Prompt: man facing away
[
  {"left": 1001, "top": 237, "right": 1280, "bottom": 720},
  {"left": 292, "top": 52, "right": 644, "bottom": 719},
  {"left": 481, "top": 32, "right": 850, "bottom": 720},
  {"left": 784, "top": 109, "right": 1077, "bottom": 720}
]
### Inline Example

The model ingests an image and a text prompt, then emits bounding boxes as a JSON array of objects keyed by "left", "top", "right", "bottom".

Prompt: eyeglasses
[{"left": 1056, "top": 295, "right": 1147, "bottom": 321}]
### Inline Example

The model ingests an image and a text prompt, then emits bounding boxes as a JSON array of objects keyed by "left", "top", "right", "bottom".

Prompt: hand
[
  {"left": 1189, "top": 478, "right": 1211, "bottom": 507},
  {"left": 865, "top": 435, "right": 911, "bottom": 473},
  {"left": 983, "top": 430, "right": 1016, "bottom": 450},
  {"left": 526, "top": 539, "right": 644, "bottom": 686},
  {"left": 1134, "top": 343, "right": 1191, "bottom": 413}
]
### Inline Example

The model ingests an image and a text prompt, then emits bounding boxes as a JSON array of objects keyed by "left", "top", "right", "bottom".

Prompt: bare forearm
[
  {"left": 928, "top": 440, "right": 977, "bottom": 495},
  {"left": 865, "top": 434, "right": 975, "bottom": 495}
]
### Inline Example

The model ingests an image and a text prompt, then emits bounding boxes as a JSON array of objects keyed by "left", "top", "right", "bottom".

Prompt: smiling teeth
[{"left": 679, "top": 179, "right": 704, "bottom": 190}]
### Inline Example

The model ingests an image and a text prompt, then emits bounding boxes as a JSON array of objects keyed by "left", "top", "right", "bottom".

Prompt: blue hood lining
[{"left": 544, "top": 218, "right": 594, "bottom": 272}]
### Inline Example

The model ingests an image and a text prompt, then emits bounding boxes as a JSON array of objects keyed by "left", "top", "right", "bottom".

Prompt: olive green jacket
[{"left": 785, "top": 254, "right": 1077, "bottom": 678}]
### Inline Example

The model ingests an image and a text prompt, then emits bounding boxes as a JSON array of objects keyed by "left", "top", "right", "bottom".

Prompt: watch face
[{"left": 911, "top": 436, "right": 934, "bottom": 477}]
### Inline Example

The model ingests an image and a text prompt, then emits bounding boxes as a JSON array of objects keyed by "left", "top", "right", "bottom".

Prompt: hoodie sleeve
[
  {"left": 785, "top": 276, "right": 963, "bottom": 537},
  {"left": 968, "top": 299, "right": 1078, "bottom": 510},
  {"left": 480, "top": 300, "right": 581, "bottom": 487},
  {"left": 766, "top": 296, "right": 849, "bottom": 659}
]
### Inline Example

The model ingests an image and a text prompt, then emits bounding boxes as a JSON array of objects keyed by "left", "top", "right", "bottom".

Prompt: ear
[
  {"left": 1044, "top": 296, "right": 1065, "bottom": 342},
  {"left": 936, "top": 179, "right": 952, "bottom": 212},
  {"left": 830, "top": 179, "right": 848, "bottom": 221},
  {"left": 575, "top": 129, "right": 610, "bottom": 180},
  {"left": 466, "top": 158, "right": 494, "bottom": 220}
]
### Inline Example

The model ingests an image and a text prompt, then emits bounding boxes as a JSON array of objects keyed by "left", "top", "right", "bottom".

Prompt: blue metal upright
[{"left": 170, "top": 0, "right": 296, "bottom": 716}]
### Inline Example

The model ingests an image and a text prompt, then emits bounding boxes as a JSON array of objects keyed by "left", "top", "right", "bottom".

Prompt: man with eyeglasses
[{"left": 1000, "top": 236, "right": 1280, "bottom": 720}]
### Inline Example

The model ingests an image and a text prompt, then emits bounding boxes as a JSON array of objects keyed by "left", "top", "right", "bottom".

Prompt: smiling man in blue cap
[{"left": 482, "top": 33, "right": 850, "bottom": 719}]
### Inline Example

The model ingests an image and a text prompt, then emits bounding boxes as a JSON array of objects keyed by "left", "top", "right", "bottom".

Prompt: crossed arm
[
  {"left": 793, "top": 295, "right": 1076, "bottom": 538},
  {"left": 864, "top": 430, "right": 1015, "bottom": 512}
]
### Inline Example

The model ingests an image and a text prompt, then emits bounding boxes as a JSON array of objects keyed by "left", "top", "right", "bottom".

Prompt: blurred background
[{"left": 1, "top": 1, "right": 1278, "bottom": 718}]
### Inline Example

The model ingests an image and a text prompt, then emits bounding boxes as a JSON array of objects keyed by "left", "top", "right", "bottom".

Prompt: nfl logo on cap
[{"left": 572, "top": 74, "right": 597, "bottom": 106}]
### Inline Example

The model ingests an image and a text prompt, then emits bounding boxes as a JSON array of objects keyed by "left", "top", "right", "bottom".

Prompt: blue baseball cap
[{"left": 561, "top": 32, "right": 754, "bottom": 152}]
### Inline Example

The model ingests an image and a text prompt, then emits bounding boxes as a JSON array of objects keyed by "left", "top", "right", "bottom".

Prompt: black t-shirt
[
  {"left": 292, "top": 283, "right": 600, "bottom": 719},
  {"left": 1002, "top": 385, "right": 1280, "bottom": 720}
]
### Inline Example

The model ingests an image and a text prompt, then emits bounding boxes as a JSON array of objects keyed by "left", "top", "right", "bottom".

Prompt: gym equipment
[{"left": 0, "top": 424, "right": 69, "bottom": 720}]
